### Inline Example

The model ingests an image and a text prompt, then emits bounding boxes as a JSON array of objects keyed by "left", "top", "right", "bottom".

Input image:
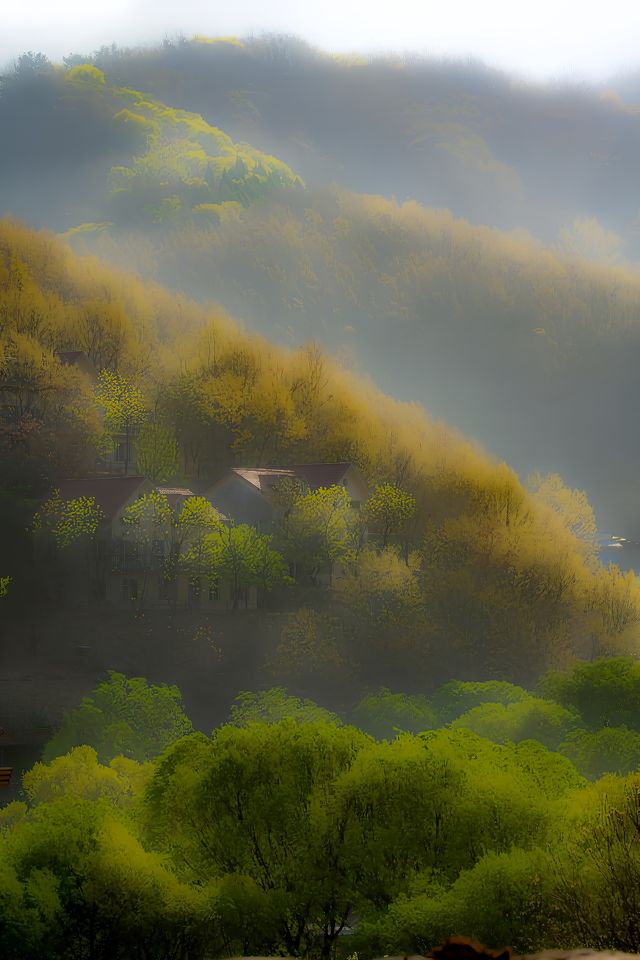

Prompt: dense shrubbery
[
  {"left": 1, "top": 699, "right": 638, "bottom": 958},
  {"left": 42, "top": 672, "right": 193, "bottom": 763},
  {"left": 2, "top": 666, "right": 640, "bottom": 958},
  {"left": 352, "top": 663, "right": 640, "bottom": 781},
  {"left": 538, "top": 656, "right": 640, "bottom": 730},
  {"left": 450, "top": 698, "right": 579, "bottom": 751}
]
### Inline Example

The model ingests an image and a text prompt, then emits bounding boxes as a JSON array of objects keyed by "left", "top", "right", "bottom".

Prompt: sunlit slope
[
  {"left": 0, "top": 59, "right": 302, "bottom": 232},
  {"left": 5, "top": 39, "right": 640, "bottom": 250},
  {"left": 2, "top": 218, "right": 640, "bottom": 680},
  {"left": 4, "top": 50, "right": 640, "bottom": 527},
  {"left": 51, "top": 36, "right": 640, "bottom": 251},
  {"left": 67, "top": 187, "right": 640, "bottom": 529}
]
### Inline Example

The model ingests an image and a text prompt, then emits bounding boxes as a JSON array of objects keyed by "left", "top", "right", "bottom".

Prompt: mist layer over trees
[
  {"left": 2, "top": 219, "right": 638, "bottom": 697},
  {"left": 5, "top": 31, "right": 640, "bottom": 957},
  {"left": 2, "top": 39, "right": 640, "bottom": 529}
]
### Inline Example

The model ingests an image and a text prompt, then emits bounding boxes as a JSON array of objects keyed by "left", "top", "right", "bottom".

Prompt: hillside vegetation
[
  {"left": 5, "top": 665, "right": 640, "bottom": 958},
  {"left": 5, "top": 48, "right": 640, "bottom": 527},
  {"left": 4, "top": 35, "right": 640, "bottom": 960},
  {"left": 68, "top": 185, "right": 640, "bottom": 529},
  {"left": 16, "top": 35, "right": 640, "bottom": 247},
  {"left": 4, "top": 49, "right": 640, "bottom": 526},
  {"left": 0, "top": 52, "right": 301, "bottom": 232},
  {"left": 1, "top": 219, "right": 639, "bottom": 687}
]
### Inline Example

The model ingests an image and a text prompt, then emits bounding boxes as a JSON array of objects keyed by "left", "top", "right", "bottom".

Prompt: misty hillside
[
  {"left": 7, "top": 28, "right": 640, "bottom": 960},
  {"left": 66, "top": 188, "right": 640, "bottom": 532},
  {"left": 2, "top": 218, "right": 638, "bottom": 688},
  {"left": 7, "top": 36, "right": 640, "bottom": 249},
  {"left": 4, "top": 40, "right": 640, "bottom": 532}
]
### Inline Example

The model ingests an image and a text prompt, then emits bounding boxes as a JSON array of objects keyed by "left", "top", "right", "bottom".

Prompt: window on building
[
  {"left": 209, "top": 583, "right": 219, "bottom": 601},
  {"left": 115, "top": 441, "right": 127, "bottom": 463}
]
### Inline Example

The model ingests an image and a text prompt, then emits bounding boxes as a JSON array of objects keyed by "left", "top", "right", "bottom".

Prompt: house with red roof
[
  {"left": 55, "top": 476, "right": 152, "bottom": 530},
  {"left": 51, "top": 475, "right": 153, "bottom": 607},
  {"left": 205, "top": 462, "right": 370, "bottom": 587},
  {"left": 38, "top": 463, "right": 370, "bottom": 611},
  {"left": 205, "top": 463, "right": 369, "bottom": 534},
  {"left": 39, "top": 476, "right": 251, "bottom": 612}
]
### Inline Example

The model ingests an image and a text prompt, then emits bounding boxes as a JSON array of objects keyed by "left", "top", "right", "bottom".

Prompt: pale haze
[{"left": 4, "top": 0, "right": 640, "bottom": 81}]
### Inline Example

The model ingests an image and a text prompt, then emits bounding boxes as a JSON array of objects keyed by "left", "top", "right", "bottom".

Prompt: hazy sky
[{"left": 3, "top": 0, "right": 640, "bottom": 82}]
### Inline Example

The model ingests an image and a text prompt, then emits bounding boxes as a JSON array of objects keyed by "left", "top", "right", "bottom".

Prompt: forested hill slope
[
  {"left": 5, "top": 38, "right": 640, "bottom": 250},
  {"left": 0, "top": 55, "right": 302, "bottom": 232},
  {"left": 4, "top": 47, "right": 640, "bottom": 529},
  {"left": 2, "top": 219, "right": 640, "bottom": 685},
  {"left": 68, "top": 187, "right": 640, "bottom": 532},
  {"left": 18, "top": 35, "right": 640, "bottom": 252}
]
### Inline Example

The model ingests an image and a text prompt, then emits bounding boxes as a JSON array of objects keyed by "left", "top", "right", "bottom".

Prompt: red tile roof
[{"left": 54, "top": 476, "right": 149, "bottom": 520}]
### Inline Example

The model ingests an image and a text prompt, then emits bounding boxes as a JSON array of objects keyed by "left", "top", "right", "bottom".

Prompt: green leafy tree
[
  {"left": 141, "top": 725, "right": 557, "bottom": 960},
  {"left": 0, "top": 798, "right": 211, "bottom": 960},
  {"left": 135, "top": 421, "right": 179, "bottom": 481},
  {"left": 64, "top": 63, "right": 106, "bottom": 86},
  {"left": 43, "top": 672, "right": 193, "bottom": 763},
  {"left": 0, "top": 576, "right": 9, "bottom": 598},
  {"left": 121, "top": 489, "right": 173, "bottom": 535},
  {"left": 143, "top": 721, "right": 372, "bottom": 958},
  {"left": 360, "top": 846, "right": 560, "bottom": 956},
  {"left": 172, "top": 495, "right": 223, "bottom": 575},
  {"left": 121, "top": 489, "right": 172, "bottom": 607},
  {"left": 278, "top": 484, "right": 360, "bottom": 584},
  {"left": 351, "top": 688, "right": 437, "bottom": 740},
  {"left": 559, "top": 725, "right": 640, "bottom": 779},
  {"left": 431, "top": 679, "right": 531, "bottom": 724},
  {"left": 332, "top": 728, "right": 559, "bottom": 922},
  {"left": 32, "top": 490, "right": 104, "bottom": 549},
  {"left": 184, "top": 522, "right": 290, "bottom": 609},
  {"left": 539, "top": 656, "right": 640, "bottom": 731},
  {"left": 229, "top": 687, "right": 341, "bottom": 726},
  {"left": 552, "top": 775, "right": 640, "bottom": 951},
  {"left": 121, "top": 491, "right": 223, "bottom": 608},
  {"left": 32, "top": 492, "right": 105, "bottom": 599},
  {"left": 451, "top": 697, "right": 580, "bottom": 751},
  {"left": 23, "top": 746, "right": 151, "bottom": 809},
  {"left": 0, "top": 856, "right": 36, "bottom": 960},
  {"left": 510, "top": 738, "right": 587, "bottom": 799},
  {"left": 95, "top": 370, "right": 146, "bottom": 475},
  {"left": 363, "top": 482, "right": 416, "bottom": 549}
]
